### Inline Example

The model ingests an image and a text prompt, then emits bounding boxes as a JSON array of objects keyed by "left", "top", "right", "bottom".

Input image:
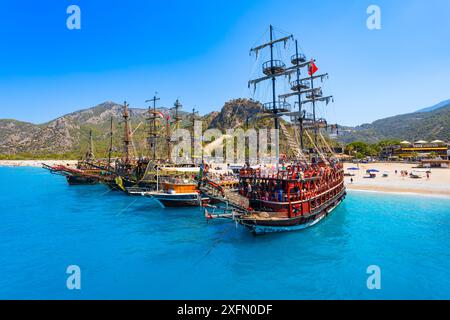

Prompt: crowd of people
[{"left": 239, "top": 161, "right": 344, "bottom": 203}]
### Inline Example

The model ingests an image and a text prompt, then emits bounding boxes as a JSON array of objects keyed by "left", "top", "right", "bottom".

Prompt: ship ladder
[{"left": 279, "top": 122, "right": 307, "bottom": 161}]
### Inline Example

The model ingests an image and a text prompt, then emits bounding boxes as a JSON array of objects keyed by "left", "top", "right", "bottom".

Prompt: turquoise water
[{"left": 0, "top": 166, "right": 449, "bottom": 299}]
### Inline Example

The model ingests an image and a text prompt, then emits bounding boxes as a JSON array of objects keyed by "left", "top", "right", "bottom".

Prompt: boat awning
[{"left": 159, "top": 167, "right": 200, "bottom": 173}]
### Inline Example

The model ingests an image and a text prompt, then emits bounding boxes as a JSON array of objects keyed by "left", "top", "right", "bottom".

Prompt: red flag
[{"left": 308, "top": 59, "right": 318, "bottom": 76}]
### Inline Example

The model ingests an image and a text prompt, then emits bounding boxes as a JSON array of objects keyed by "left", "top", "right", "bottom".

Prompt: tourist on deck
[
  {"left": 277, "top": 189, "right": 283, "bottom": 202},
  {"left": 247, "top": 182, "right": 252, "bottom": 196}
]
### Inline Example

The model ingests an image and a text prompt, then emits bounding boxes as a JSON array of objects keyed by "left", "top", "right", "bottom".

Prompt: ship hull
[
  {"left": 66, "top": 175, "right": 99, "bottom": 185},
  {"left": 148, "top": 192, "right": 209, "bottom": 208},
  {"left": 103, "top": 178, "right": 136, "bottom": 191},
  {"left": 239, "top": 189, "right": 346, "bottom": 235}
]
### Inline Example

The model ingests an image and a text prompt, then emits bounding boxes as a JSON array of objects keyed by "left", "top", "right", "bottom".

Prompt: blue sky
[{"left": 0, "top": 0, "right": 449, "bottom": 126}]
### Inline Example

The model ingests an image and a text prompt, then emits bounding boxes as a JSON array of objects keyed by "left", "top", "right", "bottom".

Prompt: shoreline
[
  {"left": 0, "top": 160, "right": 78, "bottom": 168},
  {"left": 1, "top": 160, "right": 449, "bottom": 198},
  {"left": 346, "top": 185, "right": 450, "bottom": 198},
  {"left": 344, "top": 162, "right": 450, "bottom": 198}
]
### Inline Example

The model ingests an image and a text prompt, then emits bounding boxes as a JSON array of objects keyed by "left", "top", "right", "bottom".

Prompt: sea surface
[{"left": 0, "top": 166, "right": 449, "bottom": 299}]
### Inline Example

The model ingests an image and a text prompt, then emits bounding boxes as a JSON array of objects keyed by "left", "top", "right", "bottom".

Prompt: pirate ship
[
  {"left": 202, "top": 25, "right": 346, "bottom": 234},
  {"left": 137, "top": 99, "right": 211, "bottom": 207},
  {"left": 42, "top": 130, "right": 109, "bottom": 185}
]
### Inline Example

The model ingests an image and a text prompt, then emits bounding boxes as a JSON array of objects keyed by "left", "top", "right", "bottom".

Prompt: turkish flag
[{"left": 308, "top": 60, "right": 318, "bottom": 76}]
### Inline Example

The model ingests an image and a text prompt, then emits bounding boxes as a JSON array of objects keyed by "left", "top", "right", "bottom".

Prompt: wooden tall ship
[
  {"left": 101, "top": 101, "right": 145, "bottom": 191},
  {"left": 203, "top": 25, "right": 346, "bottom": 234},
  {"left": 136, "top": 99, "right": 210, "bottom": 207},
  {"left": 42, "top": 130, "right": 109, "bottom": 185}
]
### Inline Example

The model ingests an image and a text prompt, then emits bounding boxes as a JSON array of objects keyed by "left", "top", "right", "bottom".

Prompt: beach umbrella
[
  {"left": 367, "top": 169, "right": 380, "bottom": 173},
  {"left": 347, "top": 167, "right": 360, "bottom": 170}
]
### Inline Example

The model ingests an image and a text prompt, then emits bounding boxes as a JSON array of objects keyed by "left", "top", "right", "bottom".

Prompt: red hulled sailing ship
[{"left": 202, "top": 25, "right": 346, "bottom": 234}]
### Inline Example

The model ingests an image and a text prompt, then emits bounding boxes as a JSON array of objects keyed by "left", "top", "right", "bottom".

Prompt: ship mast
[
  {"left": 300, "top": 71, "right": 333, "bottom": 154},
  {"left": 107, "top": 116, "right": 113, "bottom": 168},
  {"left": 172, "top": 99, "right": 182, "bottom": 130},
  {"left": 278, "top": 63, "right": 333, "bottom": 157},
  {"left": 191, "top": 107, "right": 199, "bottom": 163},
  {"left": 85, "top": 130, "right": 95, "bottom": 161},
  {"left": 249, "top": 25, "right": 293, "bottom": 167},
  {"left": 166, "top": 114, "right": 171, "bottom": 161},
  {"left": 248, "top": 27, "right": 334, "bottom": 161},
  {"left": 294, "top": 40, "right": 304, "bottom": 150},
  {"left": 269, "top": 26, "right": 280, "bottom": 164},
  {"left": 122, "top": 101, "right": 132, "bottom": 163},
  {"left": 145, "top": 94, "right": 161, "bottom": 161},
  {"left": 170, "top": 99, "right": 183, "bottom": 161}
]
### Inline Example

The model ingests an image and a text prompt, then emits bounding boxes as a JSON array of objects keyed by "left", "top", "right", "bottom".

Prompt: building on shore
[
  {"left": 420, "top": 159, "right": 450, "bottom": 168},
  {"left": 381, "top": 140, "right": 450, "bottom": 161}
]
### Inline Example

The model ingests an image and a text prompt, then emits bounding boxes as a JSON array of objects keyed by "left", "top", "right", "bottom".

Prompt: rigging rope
[
  {"left": 128, "top": 122, "right": 139, "bottom": 158},
  {"left": 132, "top": 121, "right": 143, "bottom": 135},
  {"left": 319, "top": 131, "right": 336, "bottom": 157},
  {"left": 304, "top": 129, "right": 329, "bottom": 165}
]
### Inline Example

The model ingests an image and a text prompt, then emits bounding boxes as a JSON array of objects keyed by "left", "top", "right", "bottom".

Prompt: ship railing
[
  {"left": 242, "top": 178, "right": 344, "bottom": 205},
  {"left": 290, "top": 79, "right": 310, "bottom": 92},
  {"left": 262, "top": 101, "right": 291, "bottom": 113},
  {"left": 291, "top": 53, "right": 307, "bottom": 65},
  {"left": 262, "top": 60, "right": 286, "bottom": 75},
  {"left": 306, "top": 88, "right": 323, "bottom": 100}
]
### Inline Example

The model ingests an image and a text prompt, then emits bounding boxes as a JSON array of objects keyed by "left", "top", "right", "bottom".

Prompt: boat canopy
[{"left": 159, "top": 167, "right": 200, "bottom": 173}]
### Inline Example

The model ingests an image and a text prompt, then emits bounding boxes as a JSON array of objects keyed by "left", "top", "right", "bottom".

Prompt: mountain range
[
  {"left": 337, "top": 99, "right": 450, "bottom": 144},
  {"left": 1, "top": 99, "right": 449, "bottom": 158},
  {"left": 0, "top": 99, "right": 264, "bottom": 158}
]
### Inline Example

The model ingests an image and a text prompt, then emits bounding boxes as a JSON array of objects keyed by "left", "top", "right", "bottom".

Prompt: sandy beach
[
  {"left": 0, "top": 160, "right": 78, "bottom": 168},
  {"left": 1, "top": 160, "right": 449, "bottom": 197},
  {"left": 344, "top": 162, "right": 450, "bottom": 197}
]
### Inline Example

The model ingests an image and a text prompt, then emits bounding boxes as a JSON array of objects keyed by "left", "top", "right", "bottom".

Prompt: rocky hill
[
  {"left": 0, "top": 102, "right": 147, "bottom": 157},
  {"left": 1, "top": 98, "right": 448, "bottom": 158},
  {"left": 337, "top": 100, "right": 450, "bottom": 144},
  {"left": 207, "top": 98, "right": 263, "bottom": 130},
  {"left": 0, "top": 99, "right": 264, "bottom": 158}
]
